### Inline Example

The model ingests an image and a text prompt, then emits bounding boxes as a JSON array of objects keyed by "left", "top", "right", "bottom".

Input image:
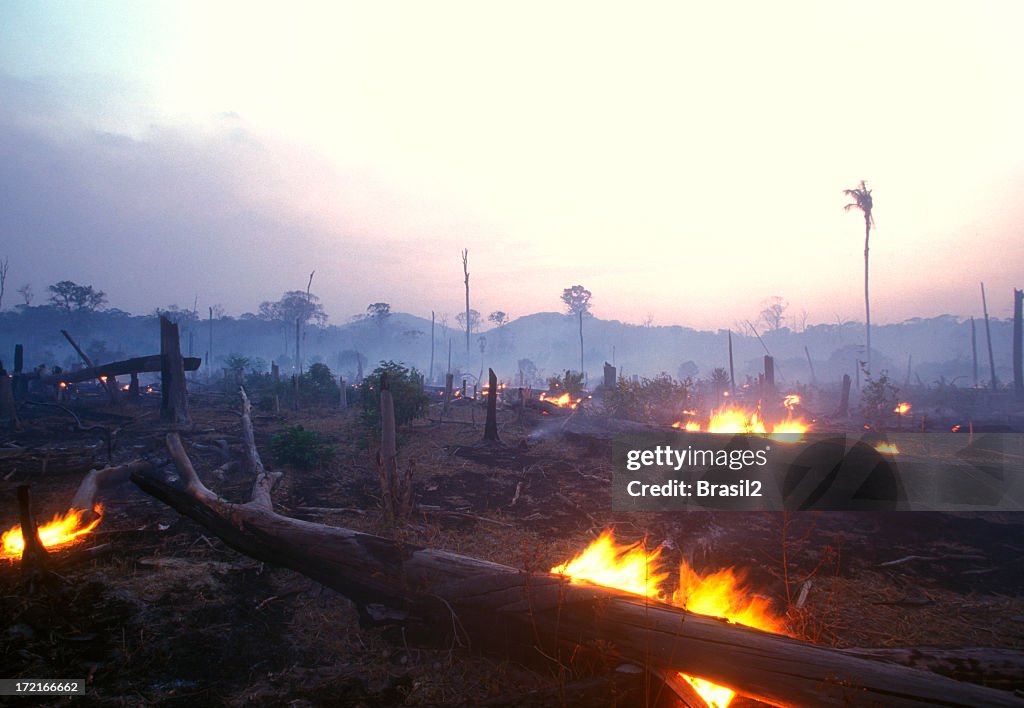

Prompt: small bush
[
  {"left": 607, "top": 373, "right": 693, "bottom": 424},
  {"left": 270, "top": 425, "right": 333, "bottom": 469},
  {"left": 861, "top": 368, "right": 900, "bottom": 429},
  {"left": 547, "top": 369, "right": 586, "bottom": 397},
  {"left": 360, "top": 361, "right": 430, "bottom": 431}
]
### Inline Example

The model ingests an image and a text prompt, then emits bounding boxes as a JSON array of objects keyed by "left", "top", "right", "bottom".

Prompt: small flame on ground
[
  {"left": 1, "top": 505, "right": 103, "bottom": 560},
  {"left": 894, "top": 402, "right": 912, "bottom": 415},
  {"left": 552, "top": 530, "right": 785, "bottom": 706},
  {"left": 875, "top": 442, "right": 900, "bottom": 455}
]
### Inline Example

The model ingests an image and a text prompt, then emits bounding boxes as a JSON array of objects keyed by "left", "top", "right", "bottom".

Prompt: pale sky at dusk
[{"left": 2, "top": 1, "right": 1022, "bottom": 329}]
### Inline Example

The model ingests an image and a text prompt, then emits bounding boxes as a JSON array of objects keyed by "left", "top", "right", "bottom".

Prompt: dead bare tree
[
  {"left": 981, "top": 282, "right": 998, "bottom": 390},
  {"left": 0, "top": 256, "right": 8, "bottom": 310},
  {"left": 462, "top": 249, "right": 471, "bottom": 355}
]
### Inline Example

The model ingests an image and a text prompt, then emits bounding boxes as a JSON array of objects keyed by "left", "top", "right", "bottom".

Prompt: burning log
[{"left": 130, "top": 436, "right": 1023, "bottom": 706}]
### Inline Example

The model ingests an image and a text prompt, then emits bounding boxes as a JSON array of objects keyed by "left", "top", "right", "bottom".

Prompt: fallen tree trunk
[
  {"left": 42, "top": 354, "right": 202, "bottom": 386},
  {"left": 130, "top": 431, "right": 1023, "bottom": 706},
  {"left": 843, "top": 646, "right": 1024, "bottom": 692}
]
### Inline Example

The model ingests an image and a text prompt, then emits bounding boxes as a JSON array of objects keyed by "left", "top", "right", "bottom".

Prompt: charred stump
[
  {"left": 603, "top": 362, "right": 616, "bottom": 389},
  {"left": 376, "top": 375, "right": 413, "bottom": 520},
  {"left": 17, "top": 485, "right": 50, "bottom": 585},
  {"left": 0, "top": 366, "right": 17, "bottom": 428},
  {"left": 483, "top": 368, "right": 500, "bottom": 443},
  {"left": 160, "top": 316, "right": 191, "bottom": 427},
  {"left": 837, "top": 373, "right": 852, "bottom": 417}
]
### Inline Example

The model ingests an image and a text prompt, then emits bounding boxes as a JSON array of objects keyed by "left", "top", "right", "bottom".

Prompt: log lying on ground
[
  {"left": 130, "top": 425, "right": 1023, "bottom": 706},
  {"left": 842, "top": 646, "right": 1024, "bottom": 692},
  {"left": 41, "top": 355, "right": 202, "bottom": 386}
]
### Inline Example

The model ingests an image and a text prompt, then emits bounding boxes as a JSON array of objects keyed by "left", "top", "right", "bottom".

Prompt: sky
[{"left": 1, "top": 1, "right": 1022, "bottom": 330}]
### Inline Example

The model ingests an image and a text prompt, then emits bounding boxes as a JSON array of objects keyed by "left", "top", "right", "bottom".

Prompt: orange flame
[
  {"left": 782, "top": 394, "right": 801, "bottom": 410},
  {"left": 673, "top": 404, "right": 810, "bottom": 441},
  {"left": 539, "top": 391, "right": 580, "bottom": 409},
  {"left": 552, "top": 530, "right": 785, "bottom": 706},
  {"left": 1, "top": 505, "right": 103, "bottom": 560},
  {"left": 875, "top": 442, "right": 900, "bottom": 455},
  {"left": 894, "top": 402, "right": 911, "bottom": 415}
]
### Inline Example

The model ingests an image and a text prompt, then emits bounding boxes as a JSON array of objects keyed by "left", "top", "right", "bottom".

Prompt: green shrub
[
  {"left": 607, "top": 373, "right": 693, "bottom": 424},
  {"left": 270, "top": 425, "right": 334, "bottom": 469},
  {"left": 546, "top": 369, "right": 586, "bottom": 397},
  {"left": 359, "top": 361, "right": 430, "bottom": 431},
  {"left": 861, "top": 368, "right": 900, "bottom": 429},
  {"left": 298, "top": 362, "right": 341, "bottom": 404}
]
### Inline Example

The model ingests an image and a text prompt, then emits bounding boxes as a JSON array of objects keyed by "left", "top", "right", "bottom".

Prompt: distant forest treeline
[{"left": 0, "top": 297, "right": 1017, "bottom": 391}]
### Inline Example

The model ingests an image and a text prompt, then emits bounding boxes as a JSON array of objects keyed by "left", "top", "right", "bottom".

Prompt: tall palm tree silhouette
[{"left": 844, "top": 180, "right": 874, "bottom": 375}]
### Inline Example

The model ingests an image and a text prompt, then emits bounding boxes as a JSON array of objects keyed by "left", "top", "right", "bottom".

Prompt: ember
[
  {"left": 894, "top": 402, "right": 912, "bottom": 415},
  {"left": 552, "top": 530, "right": 786, "bottom": 706},
  {"left": 1, "top": 505, "right": 103, "bottom": 560}
]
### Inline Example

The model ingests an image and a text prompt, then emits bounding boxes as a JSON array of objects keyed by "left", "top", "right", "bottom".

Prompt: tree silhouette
[
  {"left": 47, "top": 280, "right": 107, "bottom": 312},
  {"left": 561, "top": 285, "right": 592, "bottom": 379},
  {"left": 366, "top": 302, "right": 392, "bottom": 331},
  {"left": 844, "top": 180, "right": 875, "bottom": 374}
]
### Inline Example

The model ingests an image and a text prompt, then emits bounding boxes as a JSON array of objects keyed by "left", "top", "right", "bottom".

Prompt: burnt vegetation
[{"left": 0, "top": 276, "right": 1023, "bottom": 706}]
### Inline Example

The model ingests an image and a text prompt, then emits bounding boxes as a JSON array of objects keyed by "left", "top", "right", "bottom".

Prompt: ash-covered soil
[{"left": 1, "top": 398, "right": 1023, "bottom": 706}]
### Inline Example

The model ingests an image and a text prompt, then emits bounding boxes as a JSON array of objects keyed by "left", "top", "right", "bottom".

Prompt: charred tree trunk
[
  {"left": 17, "top": 485, "right": 49, "bottom": 583},
  {"left": 338, "top": 377, "right": 347, "bottom": 409},
  {"left": 981, "top": 282, "right": 997, "bottom": 390},
  {"left": 728, "top": 329, "right": 736, "bottom": 393},
  {"left": 483, "top": 368, "right": 500, "bottom": 443},
  {"left": 442, "top": 373, "right": 454, "bottom": 419},
  {"left": 463, "top": 249, "right": 471, "bottom": 355},
  {"left": 13, "top": 343, "right": 26, "bottom": 401},
  {"left": 1014, "top": 288, "right": 1022, "bottom": 397},
  {"left": 160, "top": 316, "right": 191, "bottom": 427},
  {"left": 42, "top": 354, "right": 200, "bottom": 386},
  {"left": 376, "top": 376, "right": 413, "bottom": 520},
  {"left": 971, "top": 316, "right": 979, "bottom": 388},
  {"left": 603, "top": 362, "right": 616, "bottom": 389},
  {"left": 429, "top": 310, "right": 435, "bottom": 385},
  {"left": 0, "top": 370, "right": 17, "bottom": 428},
  {"left": 837, "top": 374, "right": 851, "bottom": 417},
  {"left": 131, "top": 427, "right": 1024, "bottom": 708}
]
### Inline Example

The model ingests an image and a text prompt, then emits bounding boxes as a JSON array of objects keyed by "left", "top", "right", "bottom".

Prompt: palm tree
[{"left": 844, "top": 180, "right": 874, "bottom": 375}]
